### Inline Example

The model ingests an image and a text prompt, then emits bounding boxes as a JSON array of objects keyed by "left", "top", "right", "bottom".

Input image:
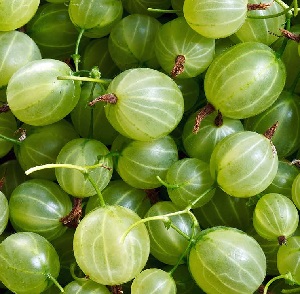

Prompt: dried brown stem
[
  {"left": 145, "top": 188, "right": 160, "bottom": 204},
  {"left": 279, "top": 28, "right": 300, "bottom": 42},
  {"left": 0, "top": 104, "right": 10, "bottom": 113},
  {"left": 278, "top": 235, "right": 287, "bottom": 245},
  {"left": 14, "top": 128, "right": 27, "bottom": 142},
  {"left": 0, "top": 176, "right": 5, "bottom": 191},
  {"left": 291, "top": 159, "right": 300, "bottom": 168},
  {"left": 89, "top": 93, "right": 117, "bottom": 106},
  {"left": 193, "top": 103, "right": 216, "bottom": 134},
  {"left": 263, "top": 121, "right": 279, "bottom": 140},
  {"left": 214, "top": 110, "right": 223, "bottom": 127},
  {"left": 60, "top": 198, "right": 82, "bottom": 228},
  {"left": 247, "top": 2, "right": 272, "bottom": 10},
  {"left": 170, "top": 55, "right": 185, "bottom": 78},
  {"left": 108, "top": 285, "right": 123, "bottom": 294},
  {"left": 257, "top": 284, "right": 272, "bottom": 294}
]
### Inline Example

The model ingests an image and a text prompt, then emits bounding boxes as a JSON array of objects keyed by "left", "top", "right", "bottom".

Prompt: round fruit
[
  {"left": 188, "top": 226, "right": 266, "bottom": 294},
  {"left": 7, "top": 59, "right": 81, "bottom": 126},
  {"left": 103, "top": 68, "right": 184, "bottom": 141},
  {"left": 204, "top": 42, "right": 286, "bottom": 119},
  {"left": 73, "top": 205, "right": 150, "bottom": 285},
  {"left": 210, "top": 131, "right": 278, "bottom": 197},
  {"left": 183, "top": 0, "right": 248, "bottom": 39}
]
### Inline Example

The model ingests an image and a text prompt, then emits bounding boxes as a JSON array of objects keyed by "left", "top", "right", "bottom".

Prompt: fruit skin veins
[
  {"left": 7, "top": 59, "right": 81, "bottom": 126},
  {"left": 188, "top": 226, "right": 267, "bottom": 294},
  {"left": 104, "top": 68, "right": 184, "bottom": 141},
  {"left": 204, "top": 42, "right": 286, "bottom": 119},
  {"left": 73, "top": 205, "right": 150, "bottom": 286},
  {"left": 210, "top": 131, "right": 278, "bottom": 197}
]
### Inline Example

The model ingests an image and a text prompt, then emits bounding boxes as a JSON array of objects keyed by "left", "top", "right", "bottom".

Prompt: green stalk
[
  {"left": 168, "top": 212, "right": 198, "bottom": 276},
  {"left": 120, "top": 207, "right": 192, "bottom": 243},
  {"left": 294, "top": 0, "right": 298, "bottom": 16},
  {"left": 263, "top": 273, "right": 295, "bottom": 294},
  {"left": 0, "top": 134, "right": 22, "bottom": 145},
  {"left": 69, "top": 262, "right": 89, "bottom": 283},
  {"left": 57, "top": 75, "right": 112, "bottom": 85},
  {"left": 25, "top": 163, "right": 87, "bottom": 176},
  {"left": 168, "top": 223, "right": 191, "bottom": 241},
  {"left": 25, "top": 162, "right": 108, "bottom": 206},
  {"left": 282, "top": 287, "right": 300, "bottom": 293},
  {"left": 46, "top": 273, "right": 64, "bottom": 292},
  {"left": 88, "top": 82, "right": 97, "bottom": 139},
  {"left": 147, "top": 8, "right": 181, "bottom": 13},
  {"left": 156, "top": 175, "right": 182, "bottom": 189},
  {"left": 190, "top": 184, "right": 217, "bottom": 207},
  {"left": 85, "top": 173, "right": 106, "bottom": 207},
  {"left": 73, "top": 28, "right": 85, "bottom": 72}
]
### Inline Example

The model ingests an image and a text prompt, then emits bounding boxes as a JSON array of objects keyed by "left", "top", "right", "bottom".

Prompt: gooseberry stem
[
  {"left": 263, "top": 273, "right": 295, "bottom": 294},
  {"left": 121, "top": 183, "right": 215, "bottom": 241},
  {"left": 156, "top": 175, "right": 182, "bottom": 189},
  {"left": 193, "top": 103, "right": 216, "bottom": 134},
  {"left": 171, "top": 55, "right": 185, "bottom": 78},
  {"left": 120, "top": 207, "right": 192, "bottom": 242},
  {"left": 168, "top": 223, "right": 191, "bottom": 241},
  {"left": 73, "top": 28, "right": 85, "bottom": 72},
  {"left": 293, "top": 0, "right": 298, "bottom": 16},
  {"left": 282, "top": 287, "right": 300, "bottom": 293},
  {"left": 275, "top": 16, "right": 291, "bottom": 59},
  {"left": 25, "top": 162, "right": 109, "bottom": 206},
  {"left": 247, "top": 0, "right": 292, "bottom": 19},
  {"left": 25, "top": 162, "right": 111, "bottom": 176},
  {"left": 168, "top": 212, "right": 198, "bottom": 276},
  {"left": 0, "top": 133, "right": 22, "bottom": 145},
  {"left": 86, "top": 173, "right": 106, "bottom": 207},
  {"left": 263, "top": 121, "right": 279, "bottom": 140},
  {"left": 89, "top": 93, "right": 117, "bottom": 106},
  {"left": 46, "top": 273, "right": 64, "bottom": 292},
  {"left": 57, "top": 75, "right": 112, "bottom": 85},
  {"left": 70, "top": 262, "right": 88, "bottom": 282},
  {"left": 60, "top": 198, "right": 82, "bottom": 228},
  {"left": 190, "top": 184, "right": 217, "bottom": 207},
  {"left": 25, "top": 163, "right": 87, "bottom": 175},
  {"left": 87, "top": 82, "right": 97, "bottom": 139},
  {"left": 0, "top": 103, "right": 9, "bottom": 113},
  {"left": 147, "top": 8, "right": 182, "bottom": 13}
]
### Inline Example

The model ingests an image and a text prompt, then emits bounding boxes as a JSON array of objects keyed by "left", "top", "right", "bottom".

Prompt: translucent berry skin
[
  {"left": 0, "top": 191, "right": 9, "bottom": 235},
  {"left": 7, "top": 59, "right": 81, "bottom": 126},
  {"left": 0, "top": 232, "right": 60, "bottom": 294},
  {"left": 210, "top": 131, "right": 278, "bottom": 197},
  {"left": 108, "top": 14, "right": 161, "bottom": 70},
  {"left": 183, "top": 0, "right": 248, "bottom": 39},
  {"left": 68, "top": 0, "right": 123, "bottom": 38},
  {"left": 0, "top": 31, "right": 41, "bottom": 87},
  {"left": 131, "top": 268, "right": 177, "bottom": 294},
  {"left": 154, "top": 16, "right": 215, "bottom": 79},
  {"left": 244, "top": 90, "right": 300, "bottom": 159},
  {"left": 188, "top": 226, "right": 266, "bottom": 294},
  {"left": 204, "top": 42, "right": 286, "bottom": 119},
  {"left": 0, "top": 0, "right": 40, "bottom": 31},
  {"left": 253, "top": 193, "right": 299, "bottom": 241},
  {"left": 73, "top": 205, "right": 150, "bottom": 286},
  {"left": 233, "top": 0, "right": 285, "bottom": 45},
  {"left": 277, "top": 236, "right": 300, "bottom": 284},
  {"left": 104, "top": 68, "right": 184, "bottom": 141}
]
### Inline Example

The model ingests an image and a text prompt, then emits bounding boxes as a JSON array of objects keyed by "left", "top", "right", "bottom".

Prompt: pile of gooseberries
[{"left": 2, "top": 0, "right": 300, "bottom": 293}]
